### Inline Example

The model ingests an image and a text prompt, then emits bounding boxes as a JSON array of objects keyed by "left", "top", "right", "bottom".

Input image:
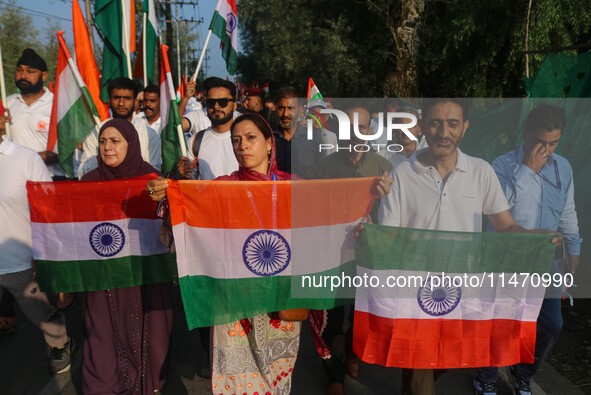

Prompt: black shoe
[
  {"left": 509, "top": 368, "right": 532, "bottom": 395},
  {"left": 49, "top": 339, "right": 73, "bottom": 374},
  {"left": 474, "top": 378, "right": 497, "bottom": 395}
]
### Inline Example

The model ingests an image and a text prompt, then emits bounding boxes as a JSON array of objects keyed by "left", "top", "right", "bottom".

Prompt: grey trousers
[{"left": 0, "top": 269, "right": 67, "bottom": 347}]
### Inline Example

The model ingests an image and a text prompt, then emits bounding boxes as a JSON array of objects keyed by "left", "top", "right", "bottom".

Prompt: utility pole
[
  {"left": 84, "top": 0, "right": 95, "bottom": 53},
  {"left": 161, "top": 1, "right": 203, "bottom": 85}
]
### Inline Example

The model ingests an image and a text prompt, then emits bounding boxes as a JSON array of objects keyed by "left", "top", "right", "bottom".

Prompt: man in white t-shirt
[
  {"left": 138, "top": 84, "right": 162, "bottom": 133},
  {"left": 0, "top": 120, "right": 72, "bottom": 374},
  {"left": 6, "top": 49, "right": 65, "bottom": 178},
  {"left": 378, "top": 98, "right": 559, "bottom": 394},
  {"left": 177, "top": 77, "right": 238, "bottom": 180},
  {"left": 78, "top": 77, "right": 161, "bottom": 179}
]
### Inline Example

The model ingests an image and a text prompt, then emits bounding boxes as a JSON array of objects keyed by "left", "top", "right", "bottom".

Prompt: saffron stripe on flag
[
  {"left": 27, "top": 176, "right": 160, "bottom": 223},
  {"left": 353, "top": 312, "right": 537, "bottom": 369},
  {"left": 168, "top": 178, "right": 376, "bottom": 229}
]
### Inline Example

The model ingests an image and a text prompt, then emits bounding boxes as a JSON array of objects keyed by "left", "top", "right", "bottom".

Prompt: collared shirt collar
[
  {"left": 0, "top": 135, "right": 15, "bottom": 155},
  {"left": 273, "top": 128, "right": 290, "bottom": 142},
  {"left": 410, "top": 147, "right": 467, "bottom": 176},
  {"left": 15, "top": 87, "right": 52, "bottom": 105}
]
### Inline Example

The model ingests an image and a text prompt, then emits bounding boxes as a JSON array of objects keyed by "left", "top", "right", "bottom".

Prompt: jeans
[{"left": 476, "top": 298, "right": 563, "bottom": 383}]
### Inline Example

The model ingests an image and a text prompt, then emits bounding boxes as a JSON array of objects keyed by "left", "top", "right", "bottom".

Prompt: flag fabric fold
[
  {"left": 133, "top": 0, "right": 157, "bottom": 85},
  {"left": 160, "top": 45, "right": 187, "bottom": 176},
  {"left": 27, "top": 176, "right": 176, "bottom": 293},
  {"left": 95, "top": 0, "right": 128, "bottom": 101},
  {"left": 73, "top": 0, "right": 109, "bottom": 121},
  {"left": 167, "top": 178, "right": 376, "bottom": 329},
  {"left": 307, "top": 77, "right": 323, "bottom": 107},
  {"left": 353, "top": 224, "right": 556, "bottom": 369},
  {"left": 48, "top": 31, "right": 99, "bottom": 178},
  {"left": 209, "top": 0, "right": 238, "bottom": 75}
]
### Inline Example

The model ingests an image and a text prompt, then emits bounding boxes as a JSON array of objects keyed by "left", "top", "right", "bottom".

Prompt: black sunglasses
[{"left": 205, "top": 98, "right": 235, "bottom": 108}]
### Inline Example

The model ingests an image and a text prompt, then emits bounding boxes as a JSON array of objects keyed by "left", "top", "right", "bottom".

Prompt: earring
[{"left": 267, "top": 149, "right": 271, "bottom": 155}]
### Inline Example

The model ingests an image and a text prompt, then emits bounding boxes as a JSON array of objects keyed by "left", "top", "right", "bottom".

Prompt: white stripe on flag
[
  {"left": 55, "top": 67, "right": 82, "bottom": 122},
  {"left": 173, "top": 222, "right": 358, "bottom": 278},
  {"left": 32, "top": 218, "right": 167, "bottom": 261},
  {"left": 354, "top": 267, "right": 545, "bottom": 322}
]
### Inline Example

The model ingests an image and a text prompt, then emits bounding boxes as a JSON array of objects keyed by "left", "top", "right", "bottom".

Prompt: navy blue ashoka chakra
[
  {"left": 417, "top": 275, "right": 462, "bottom": 316},
  {"left": 242, "top": 230, "right": 291, "bottom": 276},
  {"left": 89, "top": 222, "right": 125, "bottom": 257}
]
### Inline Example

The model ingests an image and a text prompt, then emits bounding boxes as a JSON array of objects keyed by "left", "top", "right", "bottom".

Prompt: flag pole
[
  {"left": 142, "top": 12, "right": 147, "bottom": 87},
  {"left": 121, "top": 0, "right": 133, "bottom": 78},
  {"left": 0, "top": 40, "right": 11, "bottom": 139},
  {"left": 191, "top": 29, "right": 212, "bottom": 82},
  {"left": 57, "top": 33, "right": 101, "bottom": 128}
]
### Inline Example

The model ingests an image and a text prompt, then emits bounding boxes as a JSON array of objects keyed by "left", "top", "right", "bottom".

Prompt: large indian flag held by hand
[
  {"left": 167, "top": 178, "right": 376, "bottom": 330},
  {"left": 353, "top": 224, "right": 556, "bottom": 369},
  {"left": 27, "top": 176, "right": 176, "bottom": 293}
]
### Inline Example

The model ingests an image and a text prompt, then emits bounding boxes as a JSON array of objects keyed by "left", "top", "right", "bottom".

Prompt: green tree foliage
[
  {"left": 417, "top": 0, "right": 591, "bottom": 97},
  {"left": 238, "top": 0, "right": 591, "bottom": 97},
  {"left": 237, "top": 0, "right": 400, "bottom": 97},
  {"left": 0, "top": 0, "right": 41, "bottom": 95}
]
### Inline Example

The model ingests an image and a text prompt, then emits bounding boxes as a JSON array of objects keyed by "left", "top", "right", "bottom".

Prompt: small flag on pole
[
  {"left": 209, "top": 0, "right": 238, "bottom": 75},
  {"left": 307, "top": 77, "right": 323, "bottom": 107},
  {"left": 48, "top": 32, "right": 100, "bottom": 179},
  {"left": 73, "top": 0, "right": 109, "bottom": 121},
  {"left": 160, "top": 45, "right": 188, "bottom": 176}
]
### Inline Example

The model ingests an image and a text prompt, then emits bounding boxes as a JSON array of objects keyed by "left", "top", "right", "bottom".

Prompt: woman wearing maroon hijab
[{"left": 82, "top": 119, "right": 173, "bottom": 394}]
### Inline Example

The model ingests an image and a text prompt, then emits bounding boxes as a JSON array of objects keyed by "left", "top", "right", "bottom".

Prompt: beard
[
  {"left": 426, "top": 135, "right": 462, "bottom": 157},
  {"left": 209, "top": 110, "right": 233, "bottom": 126},
  {"left": 16, "top": 78, "right": 44, "bottom": 94},
  {"left": 111, "top": 107, "right": 134, "bottom": 120}
]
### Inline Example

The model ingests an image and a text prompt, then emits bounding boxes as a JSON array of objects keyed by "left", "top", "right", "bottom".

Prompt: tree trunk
[{"left": 384, "top": 0, "right": 424, "bottom": 97}]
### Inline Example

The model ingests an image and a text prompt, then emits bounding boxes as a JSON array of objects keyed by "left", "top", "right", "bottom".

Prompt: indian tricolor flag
[
  {"left": 47, "top": 31, "right": 100, "bottom": 179},
  {"left": 27, "top": 176, "right": 176, "bottom": 293},
  {"left": 160, "top": 45, "right": 187, "bottom": 176},
  {"left": 353, "top": 224, "right": 556, "bottom": 369},
  {"left": 167, "top": 178, "right": 376, "bottom": 329},
  {"left": 210, "top": 0, "right": 238, "bottom": 75},
  {"left": 307, "top": 77, "right": 323, "bottom": 107}
]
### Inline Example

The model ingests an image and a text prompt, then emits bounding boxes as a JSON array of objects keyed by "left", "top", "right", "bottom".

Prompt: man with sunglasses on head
[
  {"left": 474, "top": 104, "right": 582, "bottom": 395},
  {"left": 178, "top": 77, "right": 239, "bottom": 180}
]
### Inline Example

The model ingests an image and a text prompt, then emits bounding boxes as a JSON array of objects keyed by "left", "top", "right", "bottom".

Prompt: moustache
[
  {"left": 16, "top": 79, "right": 31, "bottom": 86},
  {"left": 144, "top": 106, "right": 154, "bottom": 112}
]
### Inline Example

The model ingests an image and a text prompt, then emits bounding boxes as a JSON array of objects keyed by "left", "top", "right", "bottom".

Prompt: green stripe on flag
[
  {"left": 161, "top": 100, "right": 185, "bottom": 176},
  {"left": 35, "top": 253, "right": 177, "bottom": 293},
  {"left": 57, "top": 91, "right": 98, "bottom": 178},
  {"left": 179, "top": 264, "right": 357, "bottom": 329},
  {"left": 356, "top": 224, "right": 556, "bottom": 274}
]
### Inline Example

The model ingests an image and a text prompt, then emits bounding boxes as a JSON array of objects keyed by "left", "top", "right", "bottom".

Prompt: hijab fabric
[{"left": 82, "top": 118, "right": 159, "bottom": 181}]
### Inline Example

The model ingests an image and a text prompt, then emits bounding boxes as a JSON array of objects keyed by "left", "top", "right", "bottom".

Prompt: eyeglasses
[{"left": 205, "top": 98, "right": 234, "bottom": 108}]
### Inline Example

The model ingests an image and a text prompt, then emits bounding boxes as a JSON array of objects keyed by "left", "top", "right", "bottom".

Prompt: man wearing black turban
[{"left": 6, "top": 48, "right": 65, "bottom": 179}]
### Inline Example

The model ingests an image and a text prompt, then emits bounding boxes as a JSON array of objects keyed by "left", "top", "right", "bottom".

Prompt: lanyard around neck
[{"left": 536, "top": 159, "right": 561, "bottom": 190}]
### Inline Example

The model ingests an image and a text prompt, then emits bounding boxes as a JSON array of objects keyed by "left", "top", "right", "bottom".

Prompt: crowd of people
[{"left": 0, "top": 48, "right": 582, "bottom": 395}]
